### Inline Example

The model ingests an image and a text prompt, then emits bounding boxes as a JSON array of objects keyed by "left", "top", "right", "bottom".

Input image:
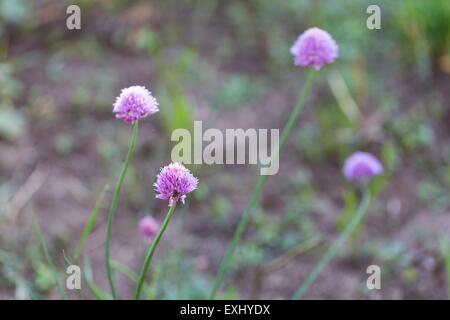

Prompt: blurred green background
[{"left": 0, "top": 0, "right": 449, "bottom": 299}]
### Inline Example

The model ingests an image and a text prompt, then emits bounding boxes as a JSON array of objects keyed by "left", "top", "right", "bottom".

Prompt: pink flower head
[
  {"left": 154, "top": 162, "right": 198, "bottom": 207},
  {"left": 139, "top": 216, "right": 160, "bottom": 240},
  {"left": 113, "top": 85, "right": 159, "bottom": 124},
  {"left": 343, "top": 151, "right": 383, "bottom": 181},
  {"left": 290, "top": 27, "right": 338, "bottom": 70}
]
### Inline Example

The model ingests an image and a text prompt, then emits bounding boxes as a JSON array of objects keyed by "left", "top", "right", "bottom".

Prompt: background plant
[{"left": 0, "top": 0, "right": 449, "bottom": 299}]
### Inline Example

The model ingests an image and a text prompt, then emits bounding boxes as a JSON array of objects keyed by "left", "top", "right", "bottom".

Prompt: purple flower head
[
  {"left": 139, "top": 216, "right": 160, "bottom": 240},
  {"left": 154, "top": 162, "right": 198, "bottom": 207},
  {"left": 113, "top": 85, "right": 159, "bottom": 124},
  {"left": 343, "top": 151, "right": 383, "bottom": 181},
  {"left": 290, "top": 27, "right": 338, "bottom": 70}
]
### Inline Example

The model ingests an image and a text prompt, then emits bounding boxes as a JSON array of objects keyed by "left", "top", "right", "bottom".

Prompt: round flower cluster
[
  {"left": 343, "top": 151, "right": 383, "bottom": 181},
  {"left": 290, "top": 27, "right": 338, "bottom": 70},
  {"left": 139, "top": 216, "right": 160, "bottom": 240},
  {"left": 154, "top": 162, "right": 199, "bottom": 207},
  {"left": 113, "top": 85, "right": 159, "bottom": 124}
]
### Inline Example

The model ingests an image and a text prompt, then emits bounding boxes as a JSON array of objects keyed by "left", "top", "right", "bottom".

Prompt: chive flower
[
  {"left": 113, "top": 85, "right": 159, "bottom": 124},
  {"left": 290, "top": 27, "right": 338, "bottom": 70},
  {"left": 343, "top": 151, "right": 383, "bottom": 181},
  {"left": 154, "top": 162, "right": 198, "bottom": 207},
  {"left": 139, "top": 216, "right": 160, "bottom": 240}
]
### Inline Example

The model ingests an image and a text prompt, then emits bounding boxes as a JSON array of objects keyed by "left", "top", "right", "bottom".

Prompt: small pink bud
[{"left": 138, "top": 216, "right": 160, "bottom": 240}]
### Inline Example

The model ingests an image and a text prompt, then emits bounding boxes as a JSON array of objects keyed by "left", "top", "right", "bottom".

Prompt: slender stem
[
  {"left": 105, "top": 121, "right": 139, "bottom": 300},
  {"left": 275, "top": 70, "right": 316, "bottom": 161},
  {"left": 209, "top": 70, "right": 316, "bottom": 299},
  {"left": 291, "top": 189, "right": 371, "bottom": 300},
  {"left": 176, "top": 202, "right": 189, "bottom": 296},
  {"left": 134, "top": 204, "right": 177, "bottom": 300}
]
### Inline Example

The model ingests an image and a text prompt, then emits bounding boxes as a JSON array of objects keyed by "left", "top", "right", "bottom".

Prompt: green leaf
[
  {"left": 161, "top": 87, "right": 193, "bottom": 134},
  {"left": 110, "top": 259, "right": 139, "bottom": 283},
  {"left": 74, "top": 185, "right": 109, "bottom": 260}
]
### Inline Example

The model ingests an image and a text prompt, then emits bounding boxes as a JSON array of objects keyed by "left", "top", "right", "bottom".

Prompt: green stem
[
  {"left": 105, "top": 121, "right": 139, "bottom": 300},
  {"left": 134, "top": 204, "right": 177, "bottom": 300},
  {"left": 209, "top": 70, "right": 316, "bottom": 299},
  {"left": 292, "top": 189, "right": 371, "bottom": 299},
  {"left": 176, "top": 202, "right": 189, "bottom": 297}
]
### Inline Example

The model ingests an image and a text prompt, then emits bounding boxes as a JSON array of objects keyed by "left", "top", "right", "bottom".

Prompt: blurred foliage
[
  {"left": 0, "top": 0, "right": 449, "bottom": 299},
  {"left": 394, "top": 0, "right": 450, "bottom": 77},
  {"left": 0, "top": 0, "right": 31, "bottom": 25},
  {"left": 149, "top": 249, "right": 213, "bottom": 299},
  {"left": 0, "top": 107, "right": 25, "bottom": 141}
]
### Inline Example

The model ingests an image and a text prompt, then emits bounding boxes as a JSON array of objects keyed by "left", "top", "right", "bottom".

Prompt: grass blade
[
  {"left": 74, "top": 184, "right": 109, "bottom": 261},
  {"left": 32, "top": 212, "right": 68, "bottom": 299},
  {"left": 111, "top": 259, "right": 139, "bottom": 283},
  {"left": 292, "top": 189, "right": 371, "bottom": 299},
  {"left": 83, "top": 257, "right": 111, "bottom": 300}
]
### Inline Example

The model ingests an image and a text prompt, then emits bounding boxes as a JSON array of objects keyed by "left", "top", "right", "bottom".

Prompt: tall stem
[
  {"left": 134, "top": 204, "right": 177, "bottom": 300},
  {"left": 105, "top": 121, "right": 139, "bottom": 299},
  {"left": 209, "top": 70, "right": 316, "bottom": 299},
  {"left": 292, "top": 188, "right": 371, "bottom": 299}
]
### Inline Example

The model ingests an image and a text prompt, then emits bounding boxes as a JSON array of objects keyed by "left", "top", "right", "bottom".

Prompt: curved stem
[
  {"left": 209, "top": 70, "right": 316, "bottom": 299},
  {"left": 291, "top": 188, "right": 371, "bottom": 300},
  {"left": 134, "top": 204, "right": 177, "bottom": 300},
  {"left": 105, "top": 121, "right": 139, "bottom": 299}
]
